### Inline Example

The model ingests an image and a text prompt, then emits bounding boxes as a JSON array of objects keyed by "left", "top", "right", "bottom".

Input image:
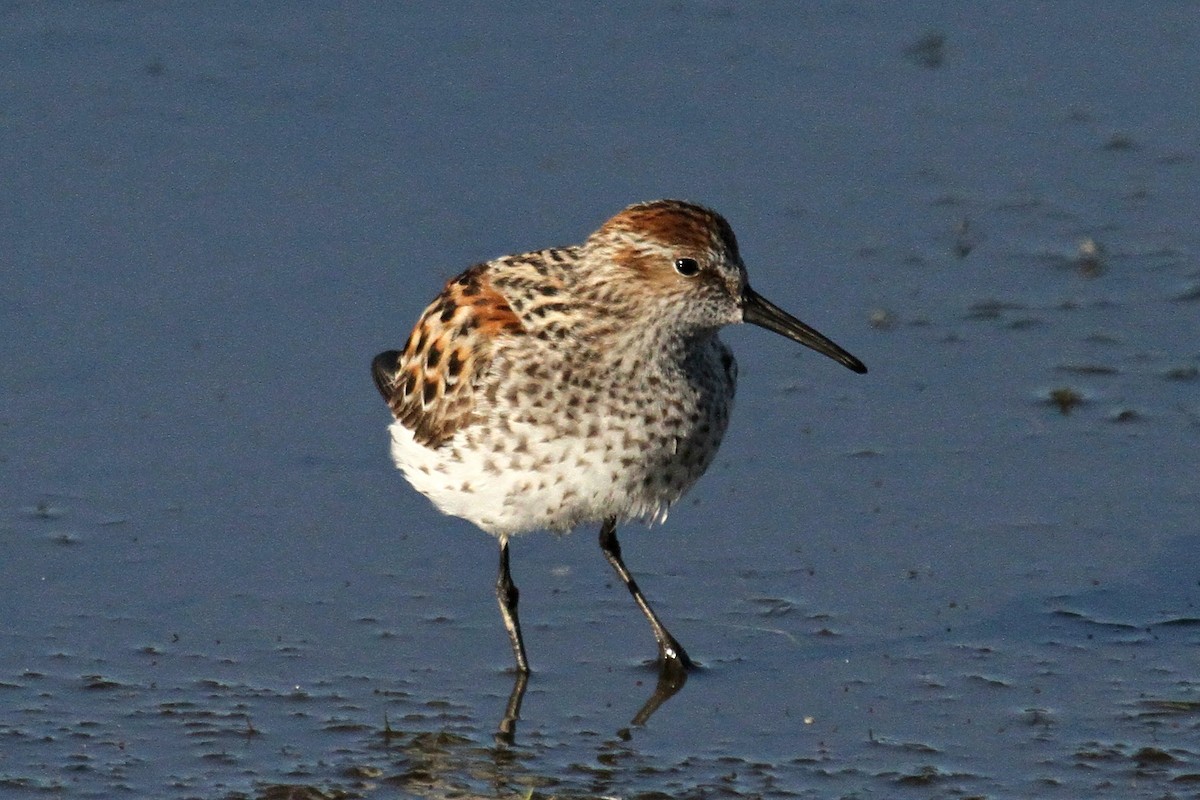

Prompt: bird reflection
[{"left": 494, "top": 660, "right": 688, "bottom": 744}]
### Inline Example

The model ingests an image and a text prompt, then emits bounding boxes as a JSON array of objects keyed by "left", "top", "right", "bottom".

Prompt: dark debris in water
[
  {"left": 1056, "top": 363, "right": 1118, "bottom": 376},
  {"left": 1046, "top": 387, "right": 1085, "bottom": 415},
  {"left": 1171, "top": 282, "right": 1200, "bottom": 303},
  {"left": 951, "top": 217, "right": 980, "bottom": 258},
  {"left": 903, "top": 30, "right": 947, "bottom": 69},
  {"left": 1075, "top": 238, "right": 1105, "bottom": 277},
  {"left": 28, "top": 499, "right": 68, "bottom": 519},
  {"left": 254, "top": 785, "right": 359, "bottom": 800},
  {"left": 1075, "top": 741, "right": 1198, "bottom": 772},
  {"left": 1162, "top": 365, "right": 1199, "bottom": 381},
  {"left": 1137, "top": 699, "right": 1200, "bottom": 716},
  {"left": 965, "top": 299, "right": 1027, "bottom": 321},
  {"left": 869, "top": 734, "right": 941, "bottom": 755},
  {"left": 1028, "top": 241, "right": 1108, "bottom": 277},
  {"left": 890, "top": 764, "right": 954, "bottom": 786},
  {"left": 1103, "top": 132, "right": 1138, "bottom": 152},
  {"left": 1018, "top": 707, "right": 1057, "bottom": 727},
  {"left": 746, "top": 596, "right": 798, "bottom": 617},
  {"left": 1133, "top": 746, "right": 1178, "bottom": 765},
  {"left": 1050, "top": 607, "right": 1142, "bottom": 631},
  {"left": 82, "top": 674, "right": 124, "bottom": 691}
]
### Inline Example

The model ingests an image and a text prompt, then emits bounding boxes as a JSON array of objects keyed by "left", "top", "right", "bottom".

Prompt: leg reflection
[
  {"left": 494, "top": 660, "right": 688, "bottom": 745},
  {"left": 629, "top": 660, "right": 689, "bottom": 728},
  {"left": 494, "top": 669, "right": 529, "bottom": 746}
]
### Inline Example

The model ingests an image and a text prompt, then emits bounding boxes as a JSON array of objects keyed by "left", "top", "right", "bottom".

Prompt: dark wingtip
[
  {"left": 371, "top": 350, "right": 402, "bottom": 400},
  {"left": 848, "top": 357, "right": 868, "bottom": 375}
]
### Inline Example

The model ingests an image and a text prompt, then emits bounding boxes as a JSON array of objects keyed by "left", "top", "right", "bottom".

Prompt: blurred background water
[{"left": 3, "top": 3, "right": 1198, "bottom": 797}]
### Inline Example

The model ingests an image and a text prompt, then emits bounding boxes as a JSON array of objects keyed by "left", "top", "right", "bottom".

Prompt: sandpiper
[{"left": 372, "top": 199, "right": 866, "bottom": 674}]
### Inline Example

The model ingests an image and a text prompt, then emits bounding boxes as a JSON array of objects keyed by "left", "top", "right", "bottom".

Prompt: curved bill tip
[{"left": 742, "top": 286, "right": 868, "bottom": 374}]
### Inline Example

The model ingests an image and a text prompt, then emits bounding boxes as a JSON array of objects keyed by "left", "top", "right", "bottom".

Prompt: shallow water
[{"left": 3, "top": 3, "right": 1199, "bottom": 798}]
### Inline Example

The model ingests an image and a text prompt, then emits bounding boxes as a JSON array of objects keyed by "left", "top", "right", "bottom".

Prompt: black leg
[
  {"left": 598, "top": 516, "right": 692, "bottom": 671},
  {"left": 496, "top": 538, "right": 530, "bottom": 674}
]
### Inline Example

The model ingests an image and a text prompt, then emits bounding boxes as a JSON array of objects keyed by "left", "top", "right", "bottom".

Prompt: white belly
[{"left": 387, "top": 338, "right": 735, "bottom": 538}]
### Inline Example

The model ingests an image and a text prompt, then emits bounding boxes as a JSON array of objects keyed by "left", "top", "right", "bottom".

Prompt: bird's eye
[{"left": 674, "top": 257, "right": 700, "bottom": 277}]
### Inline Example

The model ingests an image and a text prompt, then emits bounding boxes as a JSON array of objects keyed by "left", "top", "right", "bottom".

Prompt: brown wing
[{"left": 372, "top": 263, "right": 525, "bottom": 448}]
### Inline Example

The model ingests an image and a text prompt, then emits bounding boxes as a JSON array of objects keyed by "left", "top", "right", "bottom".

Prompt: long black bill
[{"left": 742, "top": 286, "right": 868, "bottom": 374}]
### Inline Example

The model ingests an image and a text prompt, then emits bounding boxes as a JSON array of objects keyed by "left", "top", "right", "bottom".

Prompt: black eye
[{"left": 674, "top": 257, "right": 700, "bottom": 277}]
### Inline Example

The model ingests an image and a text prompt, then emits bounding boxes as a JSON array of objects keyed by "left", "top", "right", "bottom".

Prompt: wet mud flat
[{"left": 4, "top": 3, "right": 1199, "bottom": 798}]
